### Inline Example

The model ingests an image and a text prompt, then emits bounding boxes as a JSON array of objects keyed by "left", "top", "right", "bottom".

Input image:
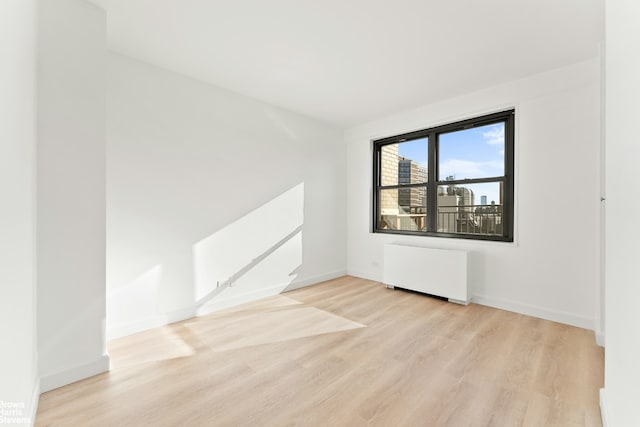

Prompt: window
[{"left": 373, "top": 109, "right": 514, "bottom": 242}]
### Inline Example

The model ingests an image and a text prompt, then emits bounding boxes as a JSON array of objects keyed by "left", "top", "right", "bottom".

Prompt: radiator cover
[{"left": 383, "top": 243, "right": 468, "bottom": 305}]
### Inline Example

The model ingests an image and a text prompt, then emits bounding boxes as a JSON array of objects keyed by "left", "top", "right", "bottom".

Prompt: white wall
[
  {"left": 0, "top": 0, "right": 39, "bottom": 424},
  {"left": 602, "top": 1, "right": 640, "bottom": 425},
  {"left": 37, "top": 0, "right": 109, "bottom": 392},
  {"left": 346, "top": 59, "right": 601, "bottom": 331},
  {"left": 106, "top": 53, "right": 346, "bottom": 339}
]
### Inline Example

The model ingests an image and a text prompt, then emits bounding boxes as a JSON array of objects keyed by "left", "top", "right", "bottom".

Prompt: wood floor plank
[{"left": 35, "top": 276, "right": 604, "bottom": 426}]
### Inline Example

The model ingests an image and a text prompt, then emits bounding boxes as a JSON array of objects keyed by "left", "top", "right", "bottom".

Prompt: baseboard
[
  {"left": 192, "top": 283, "right": 288, "bottom": 318},
  {"left": 596, "top": 330, "right": 606, "bottom": 347},
  {"left": 345, "top": 268, "right": 380, "bottom": 282},
  {"left": 13, "top": 372, "right": 40, "bottom": 426},
  {"left": 469, "top": 294, "right": 596, "bottom": 330},
  {"left": 107, "top": 315, "right": 168, "bottom": 341},
  {"left": 4, "top": 374, "right": 38, "bottom": 426},
  {"left": 27, "top": 378, "right": 40, "bottom": 425},
  {"left": 283, "top": 270, "right": 347, "bottom": 292},
  {"left": 600, "top": 388, "right": 609, "bottom": 427},
  {"left": 39, "top": 354, "right": 110, "bottom": 393},
  {"left": 106, "top": 270, "right": 348, "bottom": 340},
  {"left": 193, "top": 270, "right": 347, "bottom": 317}
]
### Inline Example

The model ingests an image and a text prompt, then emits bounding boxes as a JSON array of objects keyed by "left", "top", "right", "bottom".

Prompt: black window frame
[{"left": 372, "top": 109, "right": 515, "bottom": 242}]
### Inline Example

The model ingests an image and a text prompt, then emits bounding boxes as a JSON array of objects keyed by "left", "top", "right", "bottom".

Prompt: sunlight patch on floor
[
  {"left": 184, "top": 305, "right": 365, "bottom": 352},
  {"left": 109, "top": 326, "right": 195, "bottom": 369}
]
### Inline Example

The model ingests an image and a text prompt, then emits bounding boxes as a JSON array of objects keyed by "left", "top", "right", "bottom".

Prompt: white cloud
[
  {"left": 481, "top": 125, "right": 504, "bottom": 146},
  {"left": 439, "top": 159, "right": 503, "bottom": 180}
]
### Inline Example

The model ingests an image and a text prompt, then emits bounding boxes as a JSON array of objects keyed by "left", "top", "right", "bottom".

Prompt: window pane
[
  {"left": 380, "top": 138, "right": 428, "bottom": 186},
  {"left": 438, "top": 122, "right": 505, "bottom": 181},
  {"left": 379, "top": 188, "right": 427, "bottom": 232},
  {"left": 437, "top": 182, "right": 503, "bottom": 235}
]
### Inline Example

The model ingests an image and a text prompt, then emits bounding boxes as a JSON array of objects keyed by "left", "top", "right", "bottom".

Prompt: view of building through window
[
  {"left": 375, "top": 112, "right": 513, "bottom": 240},
  {"left": 379, "top": 138, "right": 428, "bottom": 231}
]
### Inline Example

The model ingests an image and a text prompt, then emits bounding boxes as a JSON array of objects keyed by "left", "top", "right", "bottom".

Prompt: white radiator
[{"left": 383, "top": 243, "right": 468, "bottom": 305}]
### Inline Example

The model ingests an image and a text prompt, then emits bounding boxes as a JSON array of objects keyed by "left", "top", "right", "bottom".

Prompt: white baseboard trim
[
  {"left": 283, "top": 270, "right": 347, "bottom": 292},
  {"left": 40, "top": 354, "right": 110, "bottom": 393},
  {"left": 472, "top": 294, "right": 595, "bottom": 330},
  {"left": 165, "top": 306, "right": 198, "bottom": 325},
  {"left": 107, "top": 315, "right": 168, "bottom": 341},
  {"left": 345, "top": 269, "right": 380, "bottom": 282},
  {"left": 596, "top": 330, "right": 606, "bottom": 347},
  {"left": 106, "top": 270, "right": 348, "bottom": 340},
  {"left": 192, "top": 283, "right": 289, "bottom": 318},
  {"left": 600, "top": 388, "right": 609, "bottom": 427},
  {"left": 26, "top": 373, "right": 40, "bottom": 427},
  {"left": 191, "top": 270, "right": 348, "bottom": 318}
]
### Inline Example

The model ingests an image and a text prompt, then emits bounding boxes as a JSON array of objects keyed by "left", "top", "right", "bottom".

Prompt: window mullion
[{"left": 427, "top": 131, "right": 437, "bottom": 233}]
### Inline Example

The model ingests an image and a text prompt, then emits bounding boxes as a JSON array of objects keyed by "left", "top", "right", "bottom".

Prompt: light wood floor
[{"left": 36, "top": 276, "right": 604, "bottom": 426}]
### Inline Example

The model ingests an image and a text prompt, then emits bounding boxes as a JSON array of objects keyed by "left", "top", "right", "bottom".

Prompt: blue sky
[{"left": 398, "top": 123, "right": 505, "bottom": 204}]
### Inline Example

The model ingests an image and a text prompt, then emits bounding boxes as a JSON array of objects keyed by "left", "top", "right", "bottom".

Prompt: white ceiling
[{"left": 88, "top": 0, "right": 604, "bottom": 128}]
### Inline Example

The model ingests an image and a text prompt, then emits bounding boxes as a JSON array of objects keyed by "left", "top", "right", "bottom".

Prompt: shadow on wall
[{"left": 107, "top": 183, "right": 305, "bottom": 339}]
